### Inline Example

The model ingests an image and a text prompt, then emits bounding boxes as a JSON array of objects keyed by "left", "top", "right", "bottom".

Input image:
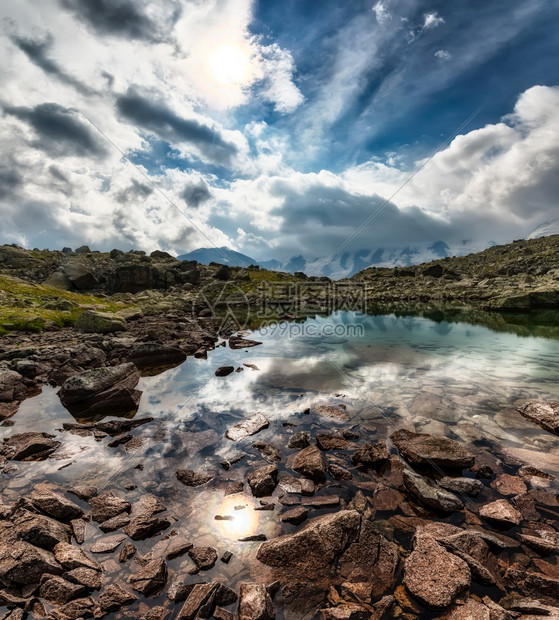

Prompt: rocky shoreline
[
  {"left": 0, "top": 314, "right": 558, "bottom": 618},
  {"left": 0, "top": 240, "right": 559, "bottom": 619}
]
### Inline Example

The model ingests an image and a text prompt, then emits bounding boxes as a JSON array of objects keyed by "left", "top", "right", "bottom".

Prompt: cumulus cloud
[
  {"left": 254, "top": 42, "right": 304, "bottom": 113},
  {"left": 434, "top": 49, "right": 452, "bottom": 60}
]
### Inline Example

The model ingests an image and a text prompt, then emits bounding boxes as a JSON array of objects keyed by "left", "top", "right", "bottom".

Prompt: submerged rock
[
  {"left": 403, "top": 469, "right": 463, "bottom": 512},
  {"left": 438, "top": 477, "right": 483, "bottom": 497},
  {"left": 176, "top": 469, "right": 215, "bottom": 487},
  {"left": 58, "top": 362, "right": 141, "bottom": 416},
  {"left": 404, "top": 535, "right": 471, "bottom": 609},
  {"left": 391, "top": 429, "right": 475, "bottom": 470},
  {"left": 189, "top": 546, "right": 218, "bottom": 571}
]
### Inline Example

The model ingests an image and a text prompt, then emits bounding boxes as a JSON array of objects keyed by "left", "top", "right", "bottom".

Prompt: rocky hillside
[{"left": 1, "top": 235, "right": 559, "bottom": 337}]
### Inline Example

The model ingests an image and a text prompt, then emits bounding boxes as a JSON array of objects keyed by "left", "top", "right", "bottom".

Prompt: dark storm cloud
[
  {"left": 0, "top": 162, "right": 23, "bottom": 199},
  {"left": 59, "top": 0, "right": 180, "bottom": 42},
  {"left": 11, "top": 34, "right": 94, "bottom": 95},
  {"left": 115, "top": 179, "right": 153, "bottom": 204},
  {"left": 181, "top": 179, "right": 212, "bottom": 208},
  {"left": 3, "top": 103, "right": 107, "bottom": 158},
  {"left": 116, "top": 90, "right": 239, "bottom": 166}
]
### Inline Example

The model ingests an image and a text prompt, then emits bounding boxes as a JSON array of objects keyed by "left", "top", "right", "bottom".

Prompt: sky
[{"left": 1, "top": 0, "right": 558, "bottom": 264}]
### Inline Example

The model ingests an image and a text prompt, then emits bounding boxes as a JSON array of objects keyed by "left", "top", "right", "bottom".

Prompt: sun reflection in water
[{"left": 211, "top": 495, "right": 261, "bottom": 540}]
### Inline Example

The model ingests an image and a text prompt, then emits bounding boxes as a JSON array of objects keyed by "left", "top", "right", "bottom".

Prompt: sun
[{"left": 209, "top": 44, "right": 251, "bottom": 85}]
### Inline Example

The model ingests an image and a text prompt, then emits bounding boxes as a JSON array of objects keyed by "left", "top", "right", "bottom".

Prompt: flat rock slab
[
  {"left": 404, "top": 535, "right": 471, "bottom": 610},
  {"left": 479, "top": 499, "right": 521, "bottom": 527},
  {"left": 491, "top": 473, "right": 527, "bottom": 497},
  {"left": 53, "top": 542, "right": 101, "bottom": 572},
  {"left": 90, "top": 534, "right": 127, "bottom": 553},
  {"left": 392, "top": 429, "right": 475, "bottom": 470},
  {"left": 226, "top": 414, "right": 269, "bottom": 441},
  {"left": 1, "top": 432, "right": 60, "bottom": 461},
  {"left": 517, "top": 400, "right": 559, "bottom": 434},
  {"left": 229, "top": 336, "right": 262, "bottom": 349}
]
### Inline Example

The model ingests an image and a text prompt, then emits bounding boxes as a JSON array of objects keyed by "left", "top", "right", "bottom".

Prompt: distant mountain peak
[{"left": 176, "top": 247, "right": 257, "bottom": 267}]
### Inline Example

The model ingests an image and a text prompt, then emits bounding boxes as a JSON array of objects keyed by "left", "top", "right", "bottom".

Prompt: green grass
[{"left": 0, "top": 275, "right": 129, "bottom": 336}]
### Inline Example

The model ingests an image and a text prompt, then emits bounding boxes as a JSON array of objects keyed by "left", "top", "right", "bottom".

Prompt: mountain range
[
  {"left": 178, "top": 222, "right": 557, "bottom": 279},
  {"left": 177, "top": 240, "right": 493, "bottom": 279}
]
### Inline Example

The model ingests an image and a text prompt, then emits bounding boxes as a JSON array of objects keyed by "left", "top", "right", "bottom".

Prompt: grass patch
[{"left": 0, "top": 275, "right": 130, "bottom": 336}]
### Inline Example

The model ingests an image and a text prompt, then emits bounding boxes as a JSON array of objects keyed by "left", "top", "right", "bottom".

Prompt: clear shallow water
[{"left": 2, "top": 311, "right": 559, "bottom": 614}]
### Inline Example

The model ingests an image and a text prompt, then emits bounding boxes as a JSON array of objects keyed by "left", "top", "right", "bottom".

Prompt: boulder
[
  {"left": 248, "top": 464, "right": 278, "bottom": 497},
  {"left": 30, "top": 487, "right": 83, "bottom": 522},
  {"left": 288, "top": 431, "right": 311, "bottom": 450},
  {"left": 438, "top": 477, "right": 483, "bottom": 497},
  {"left": 177, "top": 582, "right": 220, "bottom": 620},
  {"left": 517, "top": 400, "right": 559, "bottom": 434},
  {"left": 0, "top": 370, "right": 26, "bottom": 402},
  {"left": 14, "top": 510, "right": 72, "bottom": 550},
  {"left": 124, "top": 513, "right": 171, "bottom": 540},
  {"left": 403, "top": 469, "right": 463, "bottom": 512},
  {"left": 74, "top": 310, "right": 126, "bottom": 333},
  {"left": 391, "top": 429, "right": 475, "bottom": 469},
  {"left": 338, "top": 519, "right": 400, "bottom": 599},
  {"left": 89, "top": 491, "right": 131, "bottom": 523},
  {"left": 280, "top": 506, "right": 309, "bottom": 525},
  {"left": 0, "top": 540, "right": 62, "bottom": 584},
  {"left": 291, "top": 445, "right": 327, "bottom": 482},
  {"left": 256, "top": 510, "right": 361, "bottom": 577},
  {"left": 127, "top": 342, "right": 186, "bottom": 369},
  {"left": 404, "top": 535, "right": 471, "bottom": 609},
  {"left": 58, "top": 363, "right": 141, "bottom": 416},
  {"left": 63, "top": 261, "right": 97, "bottom": 291},
  {"left": 1, "top": 431, "right": 60, "bottom": 460}
]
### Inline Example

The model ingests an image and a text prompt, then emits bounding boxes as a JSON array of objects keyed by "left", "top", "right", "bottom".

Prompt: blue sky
[{"left": 1, "top": 0, "right": 558, "bottom": 267}]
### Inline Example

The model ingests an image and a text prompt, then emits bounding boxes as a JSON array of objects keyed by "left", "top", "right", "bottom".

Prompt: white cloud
[
  {"left": 434, "top": 49, "right": 452, "bottom": 60},
  {"left": 423, "top": 12, "right": 445, "bottom": 29},
  {"left": 372, "top": 2, "right": 390, "bottom": 24}
]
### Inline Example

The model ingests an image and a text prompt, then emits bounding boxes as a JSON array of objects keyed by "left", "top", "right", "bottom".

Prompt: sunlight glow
[
  {"left": 212, "top": 495, "right": 260, "bottom": 539},
  {"left": 209, "top": 44, "right": 251, "bottom": 85}
]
